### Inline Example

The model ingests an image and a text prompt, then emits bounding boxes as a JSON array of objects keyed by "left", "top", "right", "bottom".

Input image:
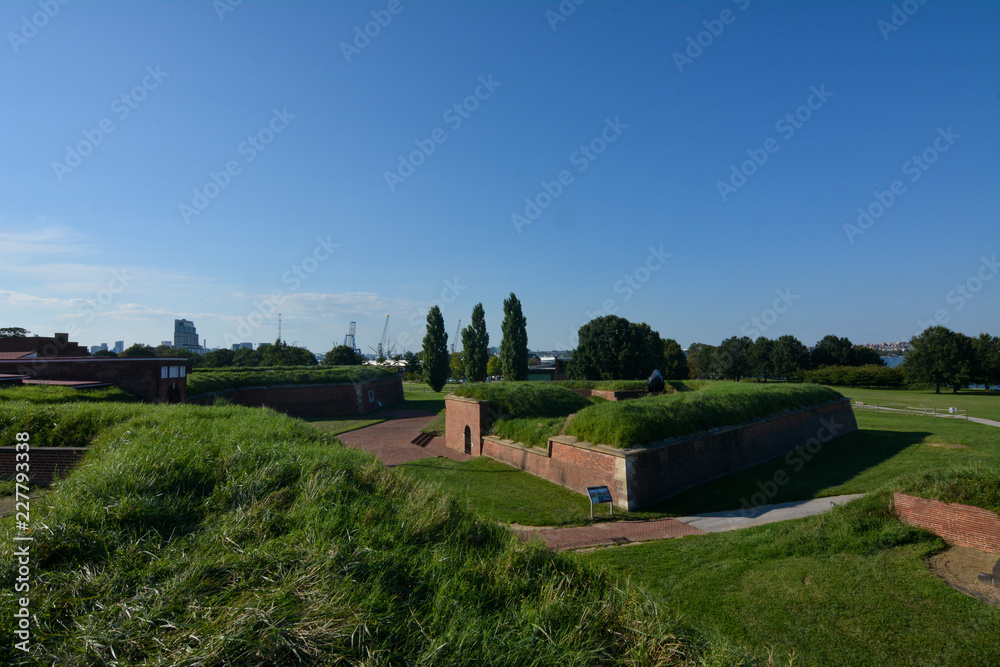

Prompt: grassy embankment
[
  {"left": 0, "top": 389, "right": 756, "bottom": 666},
  {"left": 186, "top": 365, "right": 397, "bottom": 397}
]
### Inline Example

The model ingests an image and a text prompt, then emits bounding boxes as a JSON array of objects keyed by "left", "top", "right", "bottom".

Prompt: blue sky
[{"left": 2, "top": 0, "right": 997, "bottom": 354}]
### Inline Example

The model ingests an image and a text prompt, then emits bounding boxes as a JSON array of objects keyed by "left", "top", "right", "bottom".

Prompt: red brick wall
[
  {"left": 0, "top": 447, "right": 88, "bottom": 486},
  {"left": 186, "top": 376, "right": 403, "bottom": 417},
  {"left": 894, "top": 492, "right": 1000, "bottom": 553},
  {"left": 0, "top": 357, "right": 188, "bottom": 403},
  {"left": 445, "top": 395, "right": 490, "bottom": 455},
  {"left": 482, "top": 437, "right": 625, "bottom": 505},
  {"left": 445, "top": 394, "right": 858, "bottom": 510},
  {"left": 626, "top": 399, "right": 858, "bottom": 508}
]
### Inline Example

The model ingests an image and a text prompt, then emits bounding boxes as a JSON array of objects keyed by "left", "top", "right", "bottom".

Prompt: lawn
[
  {"left": 582, "top": 492, "right": 1000, "bottom": 667},
  {"left": 835, "top": 386, "right": 1000, "bottom": 422},
  {"left": 303, "top": 415, "right": 384, "bottom": 436},
  {"left": 649, "top": 410, "right": 1000, "bottom": 516}
]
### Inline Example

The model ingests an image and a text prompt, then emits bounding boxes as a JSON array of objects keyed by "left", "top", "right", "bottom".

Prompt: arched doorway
[{"left": 464, "top": 425, "right": 472, "bottom": 455}]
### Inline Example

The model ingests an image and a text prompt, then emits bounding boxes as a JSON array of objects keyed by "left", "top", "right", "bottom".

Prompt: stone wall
[
  {"left": 186, "top": 375, "right": 403, "bottom": 417},
  {"left": 894, "top": 492, "right": 1000, "bottom": 553}
]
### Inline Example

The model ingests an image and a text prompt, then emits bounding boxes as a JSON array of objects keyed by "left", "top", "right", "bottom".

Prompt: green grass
[
  {"left": 649, "top": 410, "right": 1000, "bottom": 516},
  {"left": 566, "top": 382, "right": 843, "bottom": 448},
  {"left": 489, "top": 416, "right": 568, "bottom": 448},
  {"left": 453, "top": 381, "right": 592, "bottom": 418},
  {"left": 0, "top": 385, "right": 140, "bottom": 404},
  {"left": 187, "top": 365, "right": 397, "bottom": 396},
  {"left": 837, "top": 385, "right": 1000, "bottom": 422},
  {"left": 583, "top": 492, "right": 1000, "bottom": 667},
  {"left": 898, "top": 467, "right": 1000, "bottom": 514},
  {"left": 0, "top": 400, "right": 745, "bottom": 666}
]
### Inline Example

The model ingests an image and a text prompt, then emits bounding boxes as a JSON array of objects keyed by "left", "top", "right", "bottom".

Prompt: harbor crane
[
  {"left": 451, "top": 319, "right": 461, "bottom": 354},
  {"left": 369, "top": 315, "right": 391, "bottom": 360},
  {"left": 343, "top": 321, "right": 359, "bottom": 354}
]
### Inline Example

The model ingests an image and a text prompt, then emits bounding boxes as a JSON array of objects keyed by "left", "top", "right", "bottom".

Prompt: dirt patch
[
  {"left": 927, "top": 545, "right": 1000, "bottom": 607},
  {"left": 926, "top": 442, "right": 969, "bottom": 449}
]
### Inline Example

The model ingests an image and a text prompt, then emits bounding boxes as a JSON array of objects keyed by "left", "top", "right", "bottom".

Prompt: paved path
[
  {"left": 335, "top": 410, "right": 472, "bottom": 467},
  {"left": 515, "top": 493, "right": 865, "bottom": 551},
  {"left": 675, "top": 494, "right": 865, "bottom": 533}
]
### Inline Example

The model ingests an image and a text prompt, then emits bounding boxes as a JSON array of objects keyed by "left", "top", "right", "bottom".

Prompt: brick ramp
[
  {"left": 335, "top": 411, "right": 472, "bottom": 466},
  {"left": 515, "top": 518, "right": 706, "bottom": 551}
]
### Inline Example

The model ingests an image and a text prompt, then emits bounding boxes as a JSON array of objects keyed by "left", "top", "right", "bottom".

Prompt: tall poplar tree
[
  {"left": 499, "top": 293, "right": 528, "bottom": 381},
  {"left": 421, "top": 305, "right": 449, "bottom": 392},
  {"left": 461, "top": 303, "right": 490, "bottom": 382}
]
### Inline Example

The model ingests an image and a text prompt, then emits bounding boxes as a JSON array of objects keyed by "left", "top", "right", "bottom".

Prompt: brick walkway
[
  {"left": 335, "top": 410, "right": 472, "bottom": 467},
  {"left": 514, "top": 518, "right": 706, "bottom": 551}
]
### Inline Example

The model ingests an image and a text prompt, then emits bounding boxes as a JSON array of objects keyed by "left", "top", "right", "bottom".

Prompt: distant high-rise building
[
  {"left": 90, "top": 345, "right": 101, "bottom": 354},
  {"left": 173, "top": 319, "right": 200, "bottom": 350},
  {"left": 232, "top": 342, "right": 253, "bottom": 350},
  {"left": 161, "top": 341, "right": 172, "bottom": 347},
  {"left": 114, "top": 341, "right": 124, "bottom": 354}
]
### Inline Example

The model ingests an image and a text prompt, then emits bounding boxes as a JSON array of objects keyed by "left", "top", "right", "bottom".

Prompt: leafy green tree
[
  {"left": 811, "top": 335, "right": 853, "bottom": 367},
  {"left": 120, "top": 343, "right": 157, "bottom": 358},
  {"left": 568, "top": 315, "right": 657, "bottom": 380},
  {"left": 973, "top": 333, "right": 1000, "bottom": 391},
  {"left": 450, "top": 352, "right": 466, "bottom": 381},
  {"left": 155, "top": 345, "right": 195, "bottom": 359},
  {"left": 200, "top": 348, "right": 235, "bottom": 367},
  {"left": 0, "top": 327, "right": 30, "bottom": 338},
  {"left": 90, "top": 349, "right": 118, "bottom": 358},
  {"left": 323, "top": 344, "right": 365, "bottom": 366},
  {"left": 772, "top": 335, "right": 810, "bottom": 379},
  {"left": 711, "top": 336, "right": 752, "bottom": 380},
  {"left": 661, "top": 338, "right": 688, "bottom": 379},
  {"left": 499, "top": 293, "right": 528, "bottom": 381},
  {"left": 748, "top": 337, "right": 775, "bottom": 381},
  {"left": 259, "top": 339, "right": 318, "bottom": 366},
  {"left": 904, "top": 326, "right": 974, "bottom": 393},
  {"left": 487, "top": 355, "right": 502, "bottom": 378},
  {"left": 686, "top": 343, "right": 716, "bottom": 379},
  {"left": 233, "top": 347, "right": 261, "bottom": 367},
  {"left": 461, "top": 303, "right": 489, "bottom": 382},
  {"left": 850, "top": 345, "right": 885, "bottom": 367},
  {"left": 421, "top": 305, "right": 449, "bottom": 392},
  {"left": 633, "top": 322, "right": 666, "bottom": 373},
  {"left": 403, "top": 350, "right": 422, "bottom": 377}
]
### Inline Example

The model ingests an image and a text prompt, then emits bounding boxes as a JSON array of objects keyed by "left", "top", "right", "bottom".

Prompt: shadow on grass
[
  {"left": 401, "top": 460, "right": 521, "bottom": 474},
  {"left": 645, "top": 428, "right": 931, "bottom": 516}
]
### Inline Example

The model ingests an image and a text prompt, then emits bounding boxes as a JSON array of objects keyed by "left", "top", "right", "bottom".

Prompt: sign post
[{"left": 586, "top": 485, "right": 613, "bottom": 520}]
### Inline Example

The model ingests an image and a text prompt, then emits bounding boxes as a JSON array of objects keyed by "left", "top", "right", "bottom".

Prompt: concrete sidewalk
[
  {"left": 675, "top": 494, "right": 865, "bottom": 533},
  {"left": 515, "top": 493, "right": 866, "bottom": 551}
]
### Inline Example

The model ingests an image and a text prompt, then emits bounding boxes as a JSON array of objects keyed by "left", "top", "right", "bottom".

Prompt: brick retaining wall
[
  {"left": 0, "top": 447, "right": 88, "bottom": 486},
  {"left": 893, "top": 492, "right": 1000, "bottom": 553},
  {"left": 186, "top": 375, "right": 403, "bottom": 417},
  {"left": 446, "top": 395, "right": 858, "bottom": 510}
]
